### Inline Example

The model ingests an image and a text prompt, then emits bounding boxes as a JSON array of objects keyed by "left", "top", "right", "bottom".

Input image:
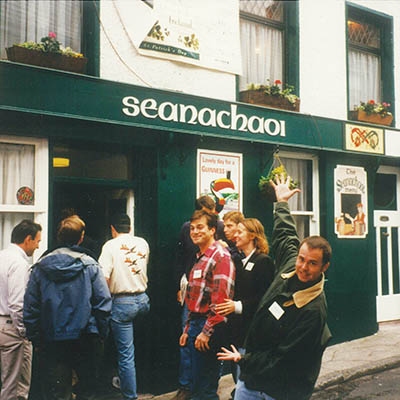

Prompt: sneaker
[{"left": 171, "top": 388, "right": 192, "bottom": 400}]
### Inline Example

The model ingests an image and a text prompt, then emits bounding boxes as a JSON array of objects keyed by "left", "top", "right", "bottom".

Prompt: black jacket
[
  {"left": 229, "top": 251, "right": 275, "bottom": 347},
  {"left": 239, "top": 203, "right": 331, "bottom": 400}
]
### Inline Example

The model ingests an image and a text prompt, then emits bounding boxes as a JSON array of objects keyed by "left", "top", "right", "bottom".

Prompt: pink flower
[{"left": 48, "top": 32, "right": 56, "bottom": 39}]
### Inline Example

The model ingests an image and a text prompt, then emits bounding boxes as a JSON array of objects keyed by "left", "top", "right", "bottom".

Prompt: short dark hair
[
  {"left": 300, "top": 235, "right": 332, "bottom": 265},
  {"left": 110, "top": 213, "right": 131, "bottom": 233},
  {"left": 190, "top": 209, "right": 218, "bottom": 231},
  {"left": 194, "top": 195, "right": 216, "bottom": 211},
  {"left": 57, "top": 215, "right": 85, "bottom": 246},
  {"left": 11, "top": 220, "right": 42, "bottom": 244}
]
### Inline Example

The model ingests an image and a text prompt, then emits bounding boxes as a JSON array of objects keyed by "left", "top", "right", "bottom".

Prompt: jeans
[
  {"left": 178, "top": 303, "right": 191, "bottom": 389},
  {"left": 181, "top": 317, "right": 221, "bottom": 400},
  {"left": 234, "top": 379, "right": 276, "bottom": 400},
  {"left": 111, "top": 293, "right": 150, "bottom": 400}
]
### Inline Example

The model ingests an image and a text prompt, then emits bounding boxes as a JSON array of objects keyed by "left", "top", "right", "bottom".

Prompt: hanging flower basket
[
  {"left": 349, "top": 109, "right": 393, "bottom": 126},
  {"left": 258, "top": 156, "right": 299, "bottom": 202},
  {"left": 6, "top": 46, "right": 87, "bottom": 74},
  {"left": 240, "top": 90, "right": 300, "bottom": 111}
]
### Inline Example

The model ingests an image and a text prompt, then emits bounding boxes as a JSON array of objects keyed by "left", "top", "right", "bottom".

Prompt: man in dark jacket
[
  {"left": 218, "top": 176, "right": 332, "bottom": 400},
  {"left": 23, "top": 215, "right": 112, "bottom": 400}
]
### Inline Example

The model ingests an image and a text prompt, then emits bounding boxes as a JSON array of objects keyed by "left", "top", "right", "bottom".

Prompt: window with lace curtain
[
  {"left": 276, "top": 153, "right": 319, "bottom": 240},
  {"left": 347, "top": 6, "right": 394, "bottom": 113},
  {"left": 239, "top": 0, "right": 284, "bottom": 92},
  {"left": 0, "top": 0, "right": 82, "bottom": 60},
  {"left": 0, "top": 137, "right": 48, "bottom": 257}
]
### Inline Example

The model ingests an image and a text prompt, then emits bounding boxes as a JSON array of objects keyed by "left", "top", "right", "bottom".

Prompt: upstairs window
[
  {"left": 239, "top": 0, "right": 284, "bottom": 91},
  {"left": 0, "top": 1, "right": 82, "bottom": 60},
  {"left": 347, "top": 7, "right": 394, "bottom": 113}
]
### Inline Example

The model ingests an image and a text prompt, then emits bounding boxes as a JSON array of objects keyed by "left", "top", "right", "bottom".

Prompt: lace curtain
[
  {"left": 0, "top": 143, "right": 35, "bottom": 249},
  {"left": 239, "top": 18, "right": 283, "bottom": 91},
  {"left": 0, "top": 0, "right": 81, "bottom": 59},
  {"left": 349, "top": 49, "right": 381, "bottom": 109}
]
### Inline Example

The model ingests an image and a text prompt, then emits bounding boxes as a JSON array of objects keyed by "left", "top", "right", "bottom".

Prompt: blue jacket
[{"left": 23, "top": 246, "right": 112, "bottom": 344}]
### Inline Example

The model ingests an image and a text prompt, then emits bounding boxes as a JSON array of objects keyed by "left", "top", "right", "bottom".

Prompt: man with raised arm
[{"left": 218, "top": 175, "right": 332, "bottom": 400}]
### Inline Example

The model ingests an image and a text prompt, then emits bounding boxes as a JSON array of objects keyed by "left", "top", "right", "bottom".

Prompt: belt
[{"left": 113, "top": 292, "right": 144, "bottom": 298}]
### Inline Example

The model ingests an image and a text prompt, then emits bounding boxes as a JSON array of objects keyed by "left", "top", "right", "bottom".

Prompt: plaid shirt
[{"left": 184, "top": 241, "right": 235, "bottom": 336}]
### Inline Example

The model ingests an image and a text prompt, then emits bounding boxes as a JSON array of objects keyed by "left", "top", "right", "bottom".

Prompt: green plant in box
[{"left": 259, "top": 164, "right": 299, "bottom": 202}]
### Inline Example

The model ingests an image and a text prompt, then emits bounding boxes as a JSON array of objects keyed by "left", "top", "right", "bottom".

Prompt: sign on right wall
[{"left": 334, "top": 165, "right": 368, "bottom": 238}]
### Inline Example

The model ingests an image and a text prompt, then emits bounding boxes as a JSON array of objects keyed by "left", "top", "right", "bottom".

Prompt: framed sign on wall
[
  {"left": 197, "top": 149, "right": 242, "bottom": 217},
  {"left": 334, "top": 165, "right": 368, "bottom": 238}
]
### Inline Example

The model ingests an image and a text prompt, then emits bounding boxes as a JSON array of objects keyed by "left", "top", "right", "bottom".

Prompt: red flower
[
  {"left": 368, "top": 99, "right": 375, "bottom": 104},
  {"left": 48, "top": 32, "right": 56, "bottom": 39},
  {"left": 274, "top": 80, "right": 282, "bottom": 85}
]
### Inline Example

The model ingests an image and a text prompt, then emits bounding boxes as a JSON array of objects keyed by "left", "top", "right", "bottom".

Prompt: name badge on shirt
[
  {"left": 269, "top": 301, "right": 285, "bottom": 320},
  {"left": 193, "top": 269, "right": 202, "bottom": 279},
  {"left": 245, "top": 262, "right": 255, "bottom": 271}
]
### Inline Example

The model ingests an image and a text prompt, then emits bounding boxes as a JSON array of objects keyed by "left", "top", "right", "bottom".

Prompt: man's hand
[
  {"left": 217, "top": 345, "right": 241, "bottom": 362},
  {"left": 270, "top": 174, "right": 301, "bottom": 202},
  {"left": 179, "top": 332, "right": 188, "bottom": 347},
  {"left": 195, "top": 332, "right": 210, "bottom": 352}
]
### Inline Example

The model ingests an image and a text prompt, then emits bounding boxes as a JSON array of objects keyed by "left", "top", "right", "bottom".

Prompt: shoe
[{"left": 170, "top": 387, "right": 192, "bottom": 400}]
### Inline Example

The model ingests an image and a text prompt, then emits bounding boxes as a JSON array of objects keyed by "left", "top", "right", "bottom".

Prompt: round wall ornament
[{"left": 16, "top": 186, "right": 34, "bottom": 205}]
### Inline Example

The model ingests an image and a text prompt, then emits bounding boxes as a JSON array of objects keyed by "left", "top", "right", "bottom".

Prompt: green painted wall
[
  {"left": 321, "top": 152, "right": 379, "bottom": 343},
  {"left": 2, "top": 60, "right": 396, "bottom": 393}
]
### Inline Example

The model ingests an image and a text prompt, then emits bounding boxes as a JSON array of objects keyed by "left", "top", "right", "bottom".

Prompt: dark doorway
[{"left": 52, "top": 182, "right": 134, "bottom": 258}]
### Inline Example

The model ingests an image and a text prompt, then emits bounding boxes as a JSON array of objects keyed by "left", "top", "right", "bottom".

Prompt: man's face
[
  {"left": 190, "top": 216, "right": 215, "bottom": 250},
  {"left": 25, "top": 231, "right": 42, "bottom": 257},
  {"left": 295, "top": 243, "right": 329, "bottom": 283},
  {"left": 224, "top": 219, "right": 239, "bottom": 242}
]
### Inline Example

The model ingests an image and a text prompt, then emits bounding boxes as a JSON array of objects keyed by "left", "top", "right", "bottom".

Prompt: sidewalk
[{"left": 154, "top": 320, "right": 400, "bottom": 400}]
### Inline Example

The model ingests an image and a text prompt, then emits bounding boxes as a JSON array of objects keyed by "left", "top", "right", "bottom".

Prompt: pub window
[
  {"left": 277, "top": 152, "right": 319, "bottom": 240},
  {"left": 0, "top": 0, "right": 82, "bottom": 60},
  {"left": 0, "top": 136, "right": 48, "bottom": 258},
  {"left": 347, "top": 7, "right": 394, "bottom": 113}
]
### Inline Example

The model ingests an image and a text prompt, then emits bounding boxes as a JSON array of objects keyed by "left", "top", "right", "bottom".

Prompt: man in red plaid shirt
[{"left": 173, "top": 209, "right": 235, "bottom": 400}]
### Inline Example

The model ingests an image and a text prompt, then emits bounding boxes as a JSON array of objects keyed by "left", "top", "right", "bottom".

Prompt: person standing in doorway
[
  {"left": 23, "top": 215, "right": 111, "bottom": 400},
  {"left": 99, "top": 213, "right": 150, "bottom": 400},
  {"left": 0, "top": 220, "right": 42, "bottom": 400}
]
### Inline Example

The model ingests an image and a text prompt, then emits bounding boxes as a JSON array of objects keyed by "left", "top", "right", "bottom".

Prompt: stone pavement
[
  {"left": 150, "top": 320, "right": 400, "bottom": 400},
  {"left": 95, "top": 321, "right": 400, "bottom": 399}
]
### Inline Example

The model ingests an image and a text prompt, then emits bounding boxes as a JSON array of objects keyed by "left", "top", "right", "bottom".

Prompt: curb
[{"left": 313, "top": 356, "right": 400, "bottom": 392}]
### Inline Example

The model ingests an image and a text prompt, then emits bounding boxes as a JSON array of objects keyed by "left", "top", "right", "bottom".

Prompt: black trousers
[{"left": 31, "top": 334, "right": 102, "bottom": 400}]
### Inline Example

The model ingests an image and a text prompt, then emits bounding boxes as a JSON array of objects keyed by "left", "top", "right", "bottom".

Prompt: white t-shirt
[{"left": 99, "top": 234, "right": 149, "bottom": 295}]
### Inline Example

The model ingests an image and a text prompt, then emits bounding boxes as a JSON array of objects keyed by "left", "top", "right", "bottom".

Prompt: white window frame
[
  {"left": 278, "top": 150, "right": 320, "bottom": 236},
  {"left": 0, "top": 135, "right": 48, "bottom": 261}
]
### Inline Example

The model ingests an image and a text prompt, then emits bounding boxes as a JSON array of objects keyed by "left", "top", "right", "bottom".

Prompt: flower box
[
  {"left": 259, "top": 163, "right": 299, "bottom": 203},
  {"left": 239, "top": 90, "right": 300, "bottom": 112},
  {"left": 6, "top": 46, "right": 87, "bottom": 74},
  {"left": 350, "top": 110, "right": 393, "bottom": 126}
]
